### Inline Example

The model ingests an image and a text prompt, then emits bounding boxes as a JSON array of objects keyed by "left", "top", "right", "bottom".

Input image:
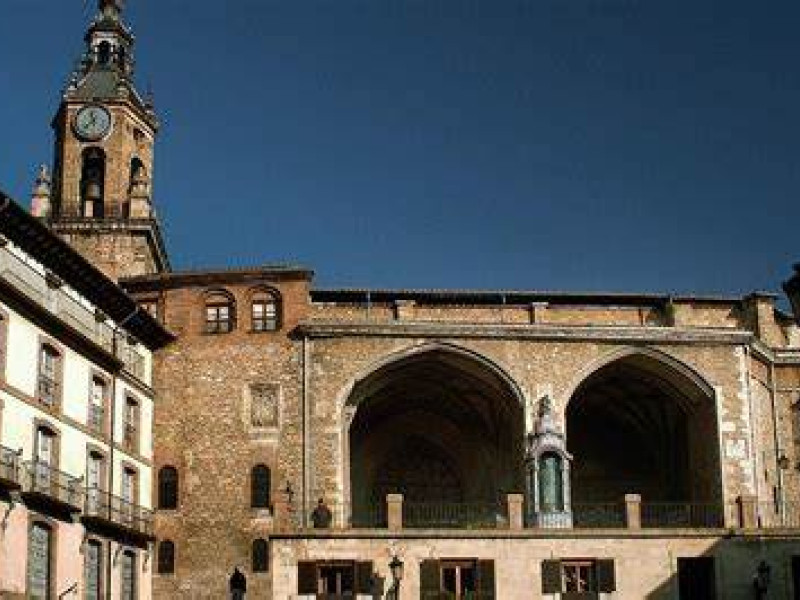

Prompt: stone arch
[
  {"left": 341, "top": 341, "right": 527, "bottom": 411},
  {"left": 563, "top": 345, "right": 716, "bottom": 405},
  {"left": 565, "top": 345, "right": 722, "bottom": 521},
  {"left": 343, "top": 343, "right": 527, "bottom": 526}
]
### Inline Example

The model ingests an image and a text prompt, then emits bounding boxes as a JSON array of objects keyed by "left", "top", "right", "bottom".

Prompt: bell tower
[{"left": 38, "top": 0, "right": 169, "bottom": 280}]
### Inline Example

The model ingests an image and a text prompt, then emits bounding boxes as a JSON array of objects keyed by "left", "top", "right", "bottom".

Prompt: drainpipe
[
  {"left": 744, "top": 346, "right": 761, "bottom": 517},
  {"left": 302, "top": 334, "right": 310, "bottom": 527},
  {"left": 768, "top": 361, "right": 786, "bottom": 524},
  {"left": 106, "top": 307, "right": 140, "bottom": 600}
]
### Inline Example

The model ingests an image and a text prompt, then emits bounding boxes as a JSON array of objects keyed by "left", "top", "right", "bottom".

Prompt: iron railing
[
  {"left": 403, "top": 501, "right": 507, "bottom": 529},
  {"left": 21, "top": 461, "right": 84, "bottom": 509},
  {"left": 641, "top": 502, "right": 724, "bottom": 528},
  {"left": 571, "top": 503, "right": 626, "bottom": 528},
  {"left": 0, "top": 445, "right": 20, "bottom": 486},
  {"left": 84, "top": 489, "right": 154, "bottom": 537}
]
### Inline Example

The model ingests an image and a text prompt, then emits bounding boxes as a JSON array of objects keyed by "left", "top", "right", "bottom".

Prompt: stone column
[
  {"left": 737, "top": 495, "right": 758, "bottom": 529},
  {"left": 624, "top": 494, "right": 642, "bottom": 529},
  {"left": 387, "top": 494, "right": 403, "bottom": 531},
  {"left": 507, "top": 494, "right": 525, "bottom": 530}
]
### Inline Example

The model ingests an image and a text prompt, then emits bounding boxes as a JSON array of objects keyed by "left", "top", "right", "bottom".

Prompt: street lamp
[
  {"left": 389, "top": 555, "right": 404, "bottom": 597},
  {"left": 783, "top": 263, "right": 800, "bottom": 325}
]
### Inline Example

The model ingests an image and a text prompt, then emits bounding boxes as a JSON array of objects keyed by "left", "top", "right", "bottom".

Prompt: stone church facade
[{"left": 13, "top": 1, "right": 800, "bottom": 598}]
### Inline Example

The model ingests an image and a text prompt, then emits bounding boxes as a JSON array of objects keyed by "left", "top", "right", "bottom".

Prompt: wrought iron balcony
[
  {"left": 21, "top": 461, "right": 84, "bottom": 511},
  {"left": 83, "top": 489, "right": 154, "bottom": 540},
  {"left": 0, "top": 445, "right": 21, "bottom": 489}
]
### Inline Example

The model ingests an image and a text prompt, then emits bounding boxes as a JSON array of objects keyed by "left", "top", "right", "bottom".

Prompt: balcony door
[
  {"left": 86, "top": 453, "right": 104, "bottom": 513},
  {"left": 35, "top": 427, "right": 55, "bottom": 490}
]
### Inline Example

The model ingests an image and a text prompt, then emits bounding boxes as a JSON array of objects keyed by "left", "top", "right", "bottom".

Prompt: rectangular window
[
  {"left": 86, "top": 452, "right": 104, "bottom": 514},
  {"left": 677, "top": 557, "right": 716, "bottom": 600},
  {"left": 252, "top": 299, "right": 277, "bottom": 331},
  {"left": 85, "top": 540, "right": 103, "bottom": 600},
  {"left": 38, "top": 345, "right": 60, "bottom": 407},
  {"left": 420, "top": 559, "right": 495, "bottom": 599},
  {"left": 89, "top": 377, "right": 106, "bottom": 433},
  {"left": 205, "top": 305, "right": 232, "bottom": 333},
  {"left": 297, "top": 561, "right": 374, "bottom": 598},
  {"left": 541, "top": 559, "right": 615, "bottom": 596},
  {"left": 34, "top": 427, "right": 56, "bottom": 492},
  {"left": 28, "top": 522, "right": 52, "bottom": 600},
  {"left": 123, "top": 397, "right": 139, "bottom": 451},
  {"left": 120, "top": 551, "right": 136, "bottom": 600}
]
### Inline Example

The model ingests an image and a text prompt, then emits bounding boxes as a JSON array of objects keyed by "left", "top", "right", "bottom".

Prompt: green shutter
[
  {"left": 477, "top": 560, "right": 495, "bottom": 599},
  {"left": 419, "top": 560, "right": 441, "bottom": 599},
  {"left": 596, "top": 559, "right": 616, "bottom": 593},
  {"left": 356, "top": 561, "right": 374, "bottom": 594},
  {"left": 297, "top": 561, "right": 317, "bottom": 595},
  {"left": 541, "top": 559, "right": 562, "bottom": 594}
]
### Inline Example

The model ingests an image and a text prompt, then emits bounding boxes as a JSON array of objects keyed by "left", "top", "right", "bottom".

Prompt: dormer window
[{"left": 204, "top": 290, "right": 235, "bottom": 334}]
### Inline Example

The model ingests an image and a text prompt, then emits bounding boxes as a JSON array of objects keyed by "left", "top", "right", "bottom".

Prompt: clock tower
[{"left": 36, "top": 0, "right": 170, "bottom": 281}]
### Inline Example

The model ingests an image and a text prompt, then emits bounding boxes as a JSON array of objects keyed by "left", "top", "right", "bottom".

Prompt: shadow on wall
[{"left": 645, "top": 536, "right": 800, "bottom": 600}]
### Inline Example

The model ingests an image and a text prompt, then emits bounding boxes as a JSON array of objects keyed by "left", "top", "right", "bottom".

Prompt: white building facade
[{"left": 0, "top": 195, "right": 172, "bottom": 599}]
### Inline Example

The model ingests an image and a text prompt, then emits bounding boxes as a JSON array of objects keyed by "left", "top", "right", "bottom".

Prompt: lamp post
[{"left": 389, "top": 555, "right": 404, "bottom": 599}]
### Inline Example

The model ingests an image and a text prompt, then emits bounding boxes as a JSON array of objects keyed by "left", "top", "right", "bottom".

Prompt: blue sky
[{"left": 1, "top": 1, "right": 798, "bottom": 296}]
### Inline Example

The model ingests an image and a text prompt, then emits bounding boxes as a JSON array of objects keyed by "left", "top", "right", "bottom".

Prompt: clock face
[{"left": 74, "top": 105, "right": 112, "bottom": 140}]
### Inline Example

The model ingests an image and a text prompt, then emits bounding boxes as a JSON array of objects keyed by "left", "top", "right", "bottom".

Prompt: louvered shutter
[
  {"left": 477, "top": 560, "right": 495, "bottom": 599},
  {"left": 596, "top": 559, "right": 616, "bottom": 592},
  {"left": 541, "top": 559, "right": 562, "bottom": 594},
  {"left": 356, "top": 561, "right": 373, "bottom": 594},
  {"left": 297, "top": 561, "right": 317, "bottom": 595},
  {"left": 419, "top": 560, "right": 441, "bottom": 599}
]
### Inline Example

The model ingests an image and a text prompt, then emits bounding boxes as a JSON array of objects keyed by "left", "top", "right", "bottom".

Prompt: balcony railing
[
  {"left": 0, "top": 245, "right": 147, "bottom": 378},
  {"left": 571, "top": 503, "right": 627, "bottom": 528},
  {"left": 21, "top": 461, "right": 84, "bottom": 511},
  {"left": 641, "top": 502, "right": 725, "bottom": 528},
  {"left": 0, "top": 445, "right": 21, "bottom": 488},
  {"left": 403, "top": 501, "right": 508, "bottom": 529},
  {"left": 83, "top": 489, "right": 154, "bottom": 538}
]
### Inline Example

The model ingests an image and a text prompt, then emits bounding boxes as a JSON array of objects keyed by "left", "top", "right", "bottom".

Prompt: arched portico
[
  {"left": 566, "top": 348, "right": 722, "bottom": 523},
  {"left": 345, "top": 344, "right": 526, "bottom": 526}
]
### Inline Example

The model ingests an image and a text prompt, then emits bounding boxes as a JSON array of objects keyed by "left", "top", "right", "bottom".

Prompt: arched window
[
  {"left": 252, "top": 539, "right": 269, "bottom": 573},
  {"left": 97, "top": 41, "right": 112, "bottom": 65},
  {"left": 204, "top": 290, "right": 235, "bottom": 334},
  {"left": 250, "top": 289, "right": 279, "bottom": 332},
  {"left": 81, "top": 148, "right": 106, "bottom": 218},
  {"left": 538, "top": 452, "right": 564, "bottom": 512},
  {"left": 157, "top": 540, "right": 175, "bottom": 575},
  {"left": 158, "top": 466, "right": 179, "bottom": 510},
  {"left": 251, "top": 464, "right": 271, "bottom": 509}
]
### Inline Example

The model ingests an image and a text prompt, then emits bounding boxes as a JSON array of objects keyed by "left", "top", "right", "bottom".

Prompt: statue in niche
[{"left": 250, "top": 383, "right": 278, "bottom": 427}]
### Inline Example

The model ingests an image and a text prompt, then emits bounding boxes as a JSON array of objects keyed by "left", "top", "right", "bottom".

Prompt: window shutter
[
  {"left": 541, "top": 559, "right": 562, "bottom": 594},
  {"left": 297, "top": 561, "right": 317, "bottom": 595},
  {"left": 477, "top": 560, "right": 495, "bottom": 599},
  {"left": 596, "top": 559, "right": 616, "bottom": 592},
  {"left": 419, "top": 560, "right": 441, "bottom": 599},
  {"left": 355, "top": 561, "right": 373, "bottom": 594}
]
